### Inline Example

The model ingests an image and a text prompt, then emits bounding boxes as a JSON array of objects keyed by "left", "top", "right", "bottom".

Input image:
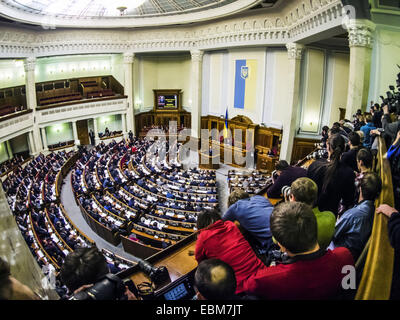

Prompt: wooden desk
[
  {"left": 198, "top": 152, "right": 220, "bottom": 170},
  {"left": 129, "top": 240, "right": 197, "bottom": 285}
]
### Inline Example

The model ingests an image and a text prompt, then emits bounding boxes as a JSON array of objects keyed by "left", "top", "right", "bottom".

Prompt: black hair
[
  {"left": 357, "top": 148, "right": 373, "bottom": 169},
  {"left": 196, "top": 209, "right": 221, "bottom": 230},
  {"left": 322, "top": 134, "right": 345, "bottom": 193},
  {"left": 348, "top": 131, "right": 361, "bottom": 147},
  {"left": 270, "top": 202, "right": 317, "bottom": 254},
  {"left": 360, "top": 172, "right": 382, "bottom": 201},
  {"left": 275, "top": 160, "right": 289, "bottom": 171},
  {"left": 194, "top": 259, "right": 237, "bottom": 300},
  {"left": 60, "top": 247, "right": 109, "bottom": 292}
]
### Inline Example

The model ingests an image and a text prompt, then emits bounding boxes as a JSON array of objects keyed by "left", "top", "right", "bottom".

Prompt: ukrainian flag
[
  {"left": 234, "top": 59, "right": 257, "bottom": 111},
  {"left": 223, "top": 108, "right": 228, "bottom": 138}
]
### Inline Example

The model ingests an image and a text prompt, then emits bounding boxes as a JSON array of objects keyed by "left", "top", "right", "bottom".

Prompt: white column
[
  {"left": 93, "top": 117, "right": 100, "bottom": 145},
  {"left": 72, "top": 121, "right": 80, "bottom": 146},
  {"left": 190, "top": 49, "right": 204, "bottom": 140},
  {"left": 280, "top": 43, "right": 304, "bottom": 162},
  {"left": 24, "top": 57, "right": 41, "bottom": 154},
  {"left": 122, "top": 113, "right": 127, "bottom": 137},
  {"left": 123, "top": 53, "right": 135, "bottom": 135},
  {"left": 345, "top": 20, "right": 375, "bottom": 119},
  {"left": 41, "top": 127, "right": 48, "bottom": 151},
  {"left": 28, "top": 131, "right": 36, "bottom": 156},
  {"left": 5, "top": 140, "right": 12, "bottom": 159}
]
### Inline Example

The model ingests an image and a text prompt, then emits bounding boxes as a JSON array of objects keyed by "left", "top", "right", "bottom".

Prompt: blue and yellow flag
[
  {"left": 223, "top": 108, "right": 229, "bottom": 138},
  {"left": 234, "top": 59, "right": 257, "bottom": 111}
]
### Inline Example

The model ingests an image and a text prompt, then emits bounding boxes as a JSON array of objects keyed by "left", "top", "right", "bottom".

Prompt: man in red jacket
[
  {"left": 243, "top": 202, "right": 354, "bottom": 299},
  {"left": 195, "top": 209, "right": 267, "bottom": 294}
]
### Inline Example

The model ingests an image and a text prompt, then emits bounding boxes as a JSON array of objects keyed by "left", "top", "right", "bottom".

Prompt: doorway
[{"left": 77, "top": 120, "right": 89, "bottom": 145}]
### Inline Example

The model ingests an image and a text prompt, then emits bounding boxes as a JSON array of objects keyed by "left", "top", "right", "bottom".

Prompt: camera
[
  {"left": 137, "top": 259, "right": 170, "bottom": 285},
  {"left": 380, "top": 68, "right": 400, "bottom": 114},
  {"left": 70, "top": 273, "right": 129, "bottom": 300},
  {"left": 306, "top": 148, "right": 328, "bottom": 160}
]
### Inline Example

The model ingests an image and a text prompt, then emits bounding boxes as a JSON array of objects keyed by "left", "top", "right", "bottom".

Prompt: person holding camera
[
  {"left": 60, "top": 247, "right": 137, "bottom": 300},
  {"left": 243, "top": 202, "right": 354, "bottom": 300},
  {"left": 266, "top": 160, "right": 306, "bottom": 199},
  {"left": 288, "top": 177, "right": 336, "bottom": 249},
  {"left": 382, "top": 104, "right": 400, "bottom": 145}
]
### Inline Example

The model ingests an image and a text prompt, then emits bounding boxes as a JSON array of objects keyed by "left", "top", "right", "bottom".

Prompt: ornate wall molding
[
  {"left": 346, "top": 20, "right": 376, "bottom": 48},
  {"left": 286, "top": 43, "right": 305, "bottom": 60},
  {"left": 0, "top": 0, "right": 346, "bottom": 58}
]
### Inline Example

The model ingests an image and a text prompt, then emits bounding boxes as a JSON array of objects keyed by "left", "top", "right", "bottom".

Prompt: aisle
[{"left": 60, "top": 171, "right": 140, "bottom": 263}]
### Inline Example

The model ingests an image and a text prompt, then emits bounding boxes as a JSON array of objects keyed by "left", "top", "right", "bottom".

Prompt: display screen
[
  {"left": 163, "top": 283, "right": 189, "bottom": 300},
  {"left": 157, "top": 94, "right": 177, "bottom": 109}
]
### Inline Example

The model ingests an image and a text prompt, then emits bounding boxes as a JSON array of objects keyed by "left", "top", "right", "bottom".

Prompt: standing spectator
[
  {"left": 89, "top": 129, "right": 95, "bottom": 146},
  {"left": 360, "top": 114, "right": 376, "bottom": 148},
  {"left": 307, "top": 134, "right": 356, "bottom": 216},
  {"left": 341, "top": 131, "right": 361, "bottom": 172},
  {"left": 330, "top": 172, "right": 382, "bottom": 261}
]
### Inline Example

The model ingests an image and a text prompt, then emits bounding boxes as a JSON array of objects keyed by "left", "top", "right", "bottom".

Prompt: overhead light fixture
[{"left": 103, "top": 0, "right": 146, "bottom": 14}]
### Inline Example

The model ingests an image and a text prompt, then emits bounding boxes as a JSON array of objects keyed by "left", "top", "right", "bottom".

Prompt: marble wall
[{"left": 0, "top": 185, "right": 59, "bottom": 300}]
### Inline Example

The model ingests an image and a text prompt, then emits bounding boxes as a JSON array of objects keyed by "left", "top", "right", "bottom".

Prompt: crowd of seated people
[
  {"left": 187, "top": 103, "right": 400, "bottom": 300},
  {"left": 2, "top": 149, "right": 135, "bottom": 299},
  {"left": 0, "top": 154, "right": 27, "bottom": 176},
  {"left": 71, "top": 137, "right": 217, "bottom": 250},
  {"left": 228, "top": 169, "right": 272, "bottom": 195}
]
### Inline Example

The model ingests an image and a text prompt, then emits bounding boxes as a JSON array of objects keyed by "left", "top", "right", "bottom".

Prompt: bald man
[{"left": 194, "top": 259, "right": 237, "bottom": 300}]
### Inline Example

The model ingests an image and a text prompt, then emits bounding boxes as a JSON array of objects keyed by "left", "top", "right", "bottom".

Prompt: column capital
[
  {"left": 190, "top": 50, "right": 204, "bottom": 63},
  {"left": 286, "top": 43, "right": 305, "bottom": 60},
  {"left": 345, "top": 19, "right": 375, "bottom": 48},
  {"left": 24, "top": 57, "right": 36, "bottom": 72},
  {"left": 123, "top": 52, "right": 135, "bottom": 64}
]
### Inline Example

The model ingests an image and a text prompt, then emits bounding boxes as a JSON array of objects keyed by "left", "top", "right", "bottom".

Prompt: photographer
[
  {"left": 266, "top": 160, "right": 306, "bottom": 199},
  {"left": 382, "top": 104, "right": 400, "bottom": 145},
  {"left": 60, "top": 247, "right": 137, "bottom": 300}
]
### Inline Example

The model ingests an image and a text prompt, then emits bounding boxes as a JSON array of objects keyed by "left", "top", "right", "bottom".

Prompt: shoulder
[{"left": 329, "top": 247, "right": 354, "bottom": 266}]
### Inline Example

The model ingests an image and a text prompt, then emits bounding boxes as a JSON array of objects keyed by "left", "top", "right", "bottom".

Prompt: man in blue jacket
[
  {"left": 223, "top": 189, "right": 274, "bottom": 259},
  {"left": 330, "top": 172, "right": 382, "bottom": 261}
]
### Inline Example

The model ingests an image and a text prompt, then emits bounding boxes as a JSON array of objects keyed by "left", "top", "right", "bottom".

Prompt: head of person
[
  {"left": 196, "top": 209, "right": 221, "bottom": 230},
  {"left": 270, "top": 202, "right": 318, "bottom": 256},
  {"left": 357, "top": 148, "right": 373, "bottom": 172},
  {"left": 321, "top": 126, "right": 330, "bottom": 136},
  {"left": 359, "top": 172, "right": 382, "bottom": 202},
  {"left": 275, "top": 160, "right": 289, "bottom": 176},
  {"left": 365, "top": 114, "right": 373, "bottom": 124},
  {"left": 290, "top": 177, "right": 318, "bottom": 208},
  {"left": 348, "top": 131, "right": 361, "bottom": 148},
  {"left": 194, "top": 259, "right": 237, "bottom": 300},
  {"left": 227, "top": 188, "right": 249, "bottom": 207},
  {"left": 328, "top": 126, "right": 340, "bottom": 137},
  {"left": 60, "top": 247, "right": 109, "bottom": 293}
]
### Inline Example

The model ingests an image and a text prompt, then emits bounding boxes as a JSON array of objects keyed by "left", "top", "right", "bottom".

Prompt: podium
[{"left": 198, "top": 152, "right": 220, "bottom": 170}]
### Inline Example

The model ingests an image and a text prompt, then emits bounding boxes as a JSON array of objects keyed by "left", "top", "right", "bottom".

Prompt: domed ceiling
[{"left": 0, "top": 0, "right": 280, "bottom": 28}]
